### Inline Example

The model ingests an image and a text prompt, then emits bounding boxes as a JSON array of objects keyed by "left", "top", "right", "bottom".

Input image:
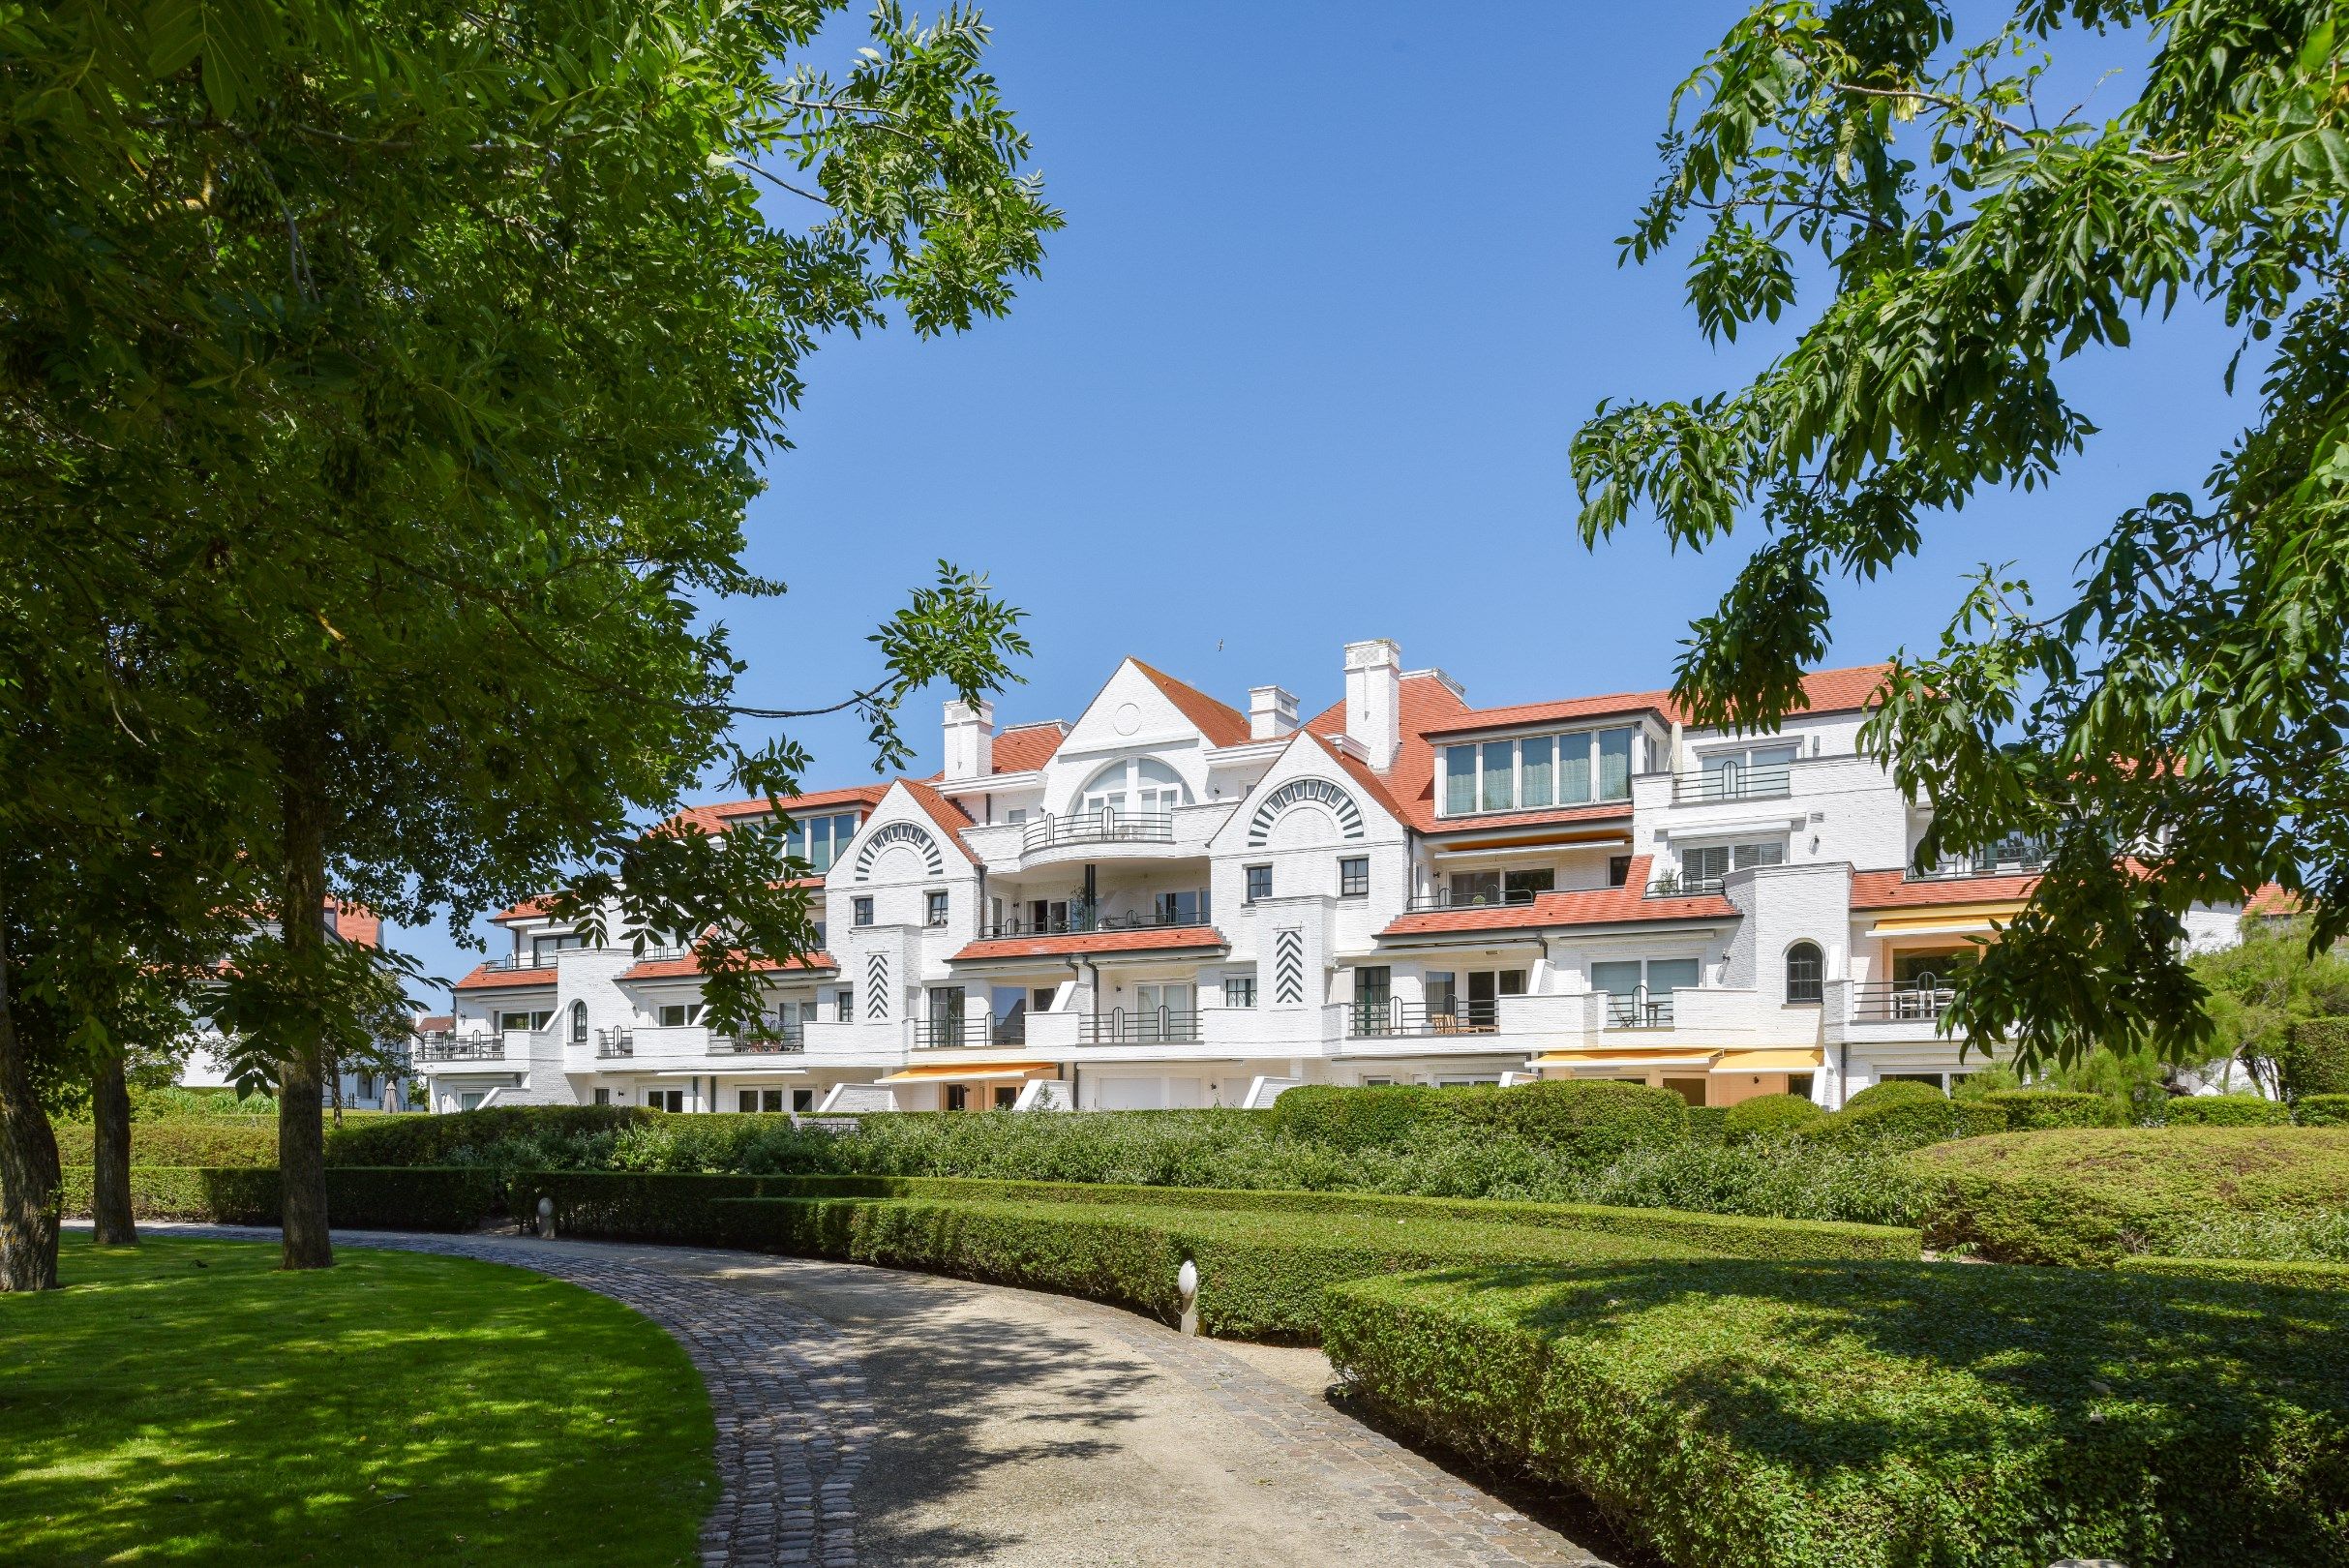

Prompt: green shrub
[
  {"left": 2117, "top": 1254, "right": 2349, "bottom": 1290},
  {"left": 1268, "top": 1079, "right": 1688, "bottom": 1166},
  {"left": 1722, "top": 1094, "right": 1824, "bottom": 1143},
  {"left": 1683, "top": 1105, "right": 1729, "bottom": 1145},
  {"left": 2163, "top": 1093, "right": 2290, "bottom": 1127},
  {"left": 2297, "top": 1093, "right": 2349, "bottom": 1127},
  {"left": 325, "top": 1104, "right": 649, "bottom": 1167},
  {"left": 1813, "top": 1086, "right": 2005, "bottom": 1151},
  {"left": 1912, "top": 1127, "right": 2349, "bottom": 1265},
  {"left": 1977, "top": 1089, "right": 2113, "bottom": 1130},
  {"left": 2278, "top": 1017, "right": 2349, "bottom": 1100},
  {"left": 58, "top": 1166, "right": 499, "bottom": 1230},
  {"left": 1322, "top": 1259, "right": 2349, "bottom": 1568},
  {"left": 127, "top": 1085, "right": 280, "bottom": 1120},
  {"left": 1841, "top": 1079, "right": 1946, "bottom": 1112},
  {"left": 53, "top": 1118, "right": 282, "bottom": 1169},
  {"left": 514, "top": 1170, "right": 1921, "bottom": 1265}
]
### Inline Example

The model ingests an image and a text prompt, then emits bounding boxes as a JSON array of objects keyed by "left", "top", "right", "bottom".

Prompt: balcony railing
[
  {"left": 1020, "top": 809, "right": 1176, "bottom": 855},
  {"left": 1852, "top": 980, "right": 1958, "bottom": 1022},
  {"left": 480, "top": 952, "right": 561, "bottom": 973},
  {"left": 1646, "top": 874, "right": 1724, "bottom": 898},
  {"left": 1911, "top": 845, "right": 2050, "bottom": 881},
  {"left": 981, "top": 901, "right": 1211, "bottom": 940},
  {"left": 596, "top": 1028, "right": 634, "bottom": 1059},
  {"left": 1078, "top": 1007, "right": 1201, "bottom": 1043},
  {"left": 712, "top": 1027, "right": 806, "bottom": 1056},
  {"left": 417, "top": 1034, "right": 505, "bottom": 1062},
  {"left": 1604, "top": 990, "right": 1675, "bottom": 1029},
  {"left": 1346, "top": 999, "right": 1500, "bottom": 1038},
  {"left": 1402, "top": 888, "right": 1539, "bottom": 914},
  {"left": 913, "top": 1015, "right": 1028, "bottom": 1048},
  {"left": 1672, "top": 764, "right": 1792, "bottom": 803}
]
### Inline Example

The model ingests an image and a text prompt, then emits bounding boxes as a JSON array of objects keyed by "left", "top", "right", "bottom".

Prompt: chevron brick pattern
[
  {"left": 865, "top": 950, "right": 890, "bottom": 1019},
  {"left": 1273, "top": 927, "right": 1306, "bottom": 1005}
]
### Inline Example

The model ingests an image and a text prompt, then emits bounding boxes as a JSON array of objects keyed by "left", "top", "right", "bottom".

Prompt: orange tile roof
[
  {"left": 1421, "top": 664, "right": 1892, "bottom": 739},
  {"left": 491, "top": 896, "right": 555, "bottom": 924},
  {"left": 896, "top": 777, "right": 980, "bottom": 861},
  {"left": 2247, "top": 883, "right": 2299, "bottom": 917},
  {"left": 414, "top": 1014, "right": 454, "bottom": 1034},
  {"left": 1305, "top": 670, "right": 1474, "bottom": 833},
  {"left": 949, "top": 925, "right": 1227, "bottom": 961},
  {"left": 453, "top": 964, "right": 561, "bottom": 991},
  {"left": 1302, "top": 731, "right": 1414, "bottom": 827},
  {"left": 1131, "top": 659, "right": 1252, "bottom": 748},
  {"left": 989, "top": 721, "right": 1069, "bottom": 774},
  {"left": 1849, "top": 868, "right": 2039, "bottom": 910},
  {"left": 1418, "top": 801, "right": 1634, "bottom": 837},
  {"left": 332, "top": 903, "right": 381, "bottom": 948},
  {"left": 672, "top": 783, "right": 891, "bottom": 836},
  {"left": 620, "top": 950, "right": 838, "bottom": 980},
  {"left": 1378, "top": 857, "right": 1735, "bottom": 938}
]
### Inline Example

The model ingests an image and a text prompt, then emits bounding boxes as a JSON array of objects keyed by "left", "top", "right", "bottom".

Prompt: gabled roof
[
  {"left": 895, "top": 777, "right": 981, "bottom": 861},
  {"left": 1421, "top": 664, "right": 1892, "bottom": 739},
  {"left": 1378, "top": 857, "right": 1735, "bottom": 939},
  {"left": 1131, "top": 659, "right": 1252, "bottom": 747},
  {"left": 672, "top": 783, "right": 891, "bottom": 836},
  {"left": 989, "top": 720, "right": 1069, "bottom": 774},
  {"left": 1302, "top": 731, "right": 1413, "bottom": 827},
  {"left": 620, "top": 950, "right": 838, "bottom": 981},
  {"left": 1305, "top": 671, "right": 1472, "bottom": 833},
  {"left": 453, "top": 964, "right": 560, "bottom": 992},
  {"left": 1849, "top": 869, "right": 2039, "bottom": 910},
  {"left": 949, "top": 925, "right": 1227, "bottom": 962},
  {"left": 414, "top": 1014, "right": 454, "bottom": 1034}
]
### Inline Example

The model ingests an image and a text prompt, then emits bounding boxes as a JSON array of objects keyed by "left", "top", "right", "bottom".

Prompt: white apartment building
[{"left": 420, "top": 642, "right": 2257, "bottom": 1115}]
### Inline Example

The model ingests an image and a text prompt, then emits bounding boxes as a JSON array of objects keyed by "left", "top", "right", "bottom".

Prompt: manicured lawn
[{"left": 0, "top": 1235, "right": 714, "bottom": 1567}]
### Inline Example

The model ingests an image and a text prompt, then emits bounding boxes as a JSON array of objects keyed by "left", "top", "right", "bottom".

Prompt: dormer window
[
  {"left": 1440, "top": 727, "right": 1638, "bottom": 817},
  {"left": 785, "top": 811, "right": 862, "bottom": 872}
]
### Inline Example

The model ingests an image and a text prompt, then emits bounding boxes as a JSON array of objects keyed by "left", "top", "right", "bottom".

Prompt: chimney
[
  {"left": 1248, "top": 684, "right": 1298, "bottom": 741},
  {"left": 942, "top": 698, "right": 994, "bottom": 782},
  {"left": 1342, "top": 639, "right": 1402, "bottom": 771}
]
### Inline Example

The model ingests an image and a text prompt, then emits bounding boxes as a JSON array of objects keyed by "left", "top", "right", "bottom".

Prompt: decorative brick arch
[
  {"left": 853, "top": 821, "right": 943, "bottom": 881},
  {"left": 1247, "top": 777, "right": 1365, "bottom": 848}
]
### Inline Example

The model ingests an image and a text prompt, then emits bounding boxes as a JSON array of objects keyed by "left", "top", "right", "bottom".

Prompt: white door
[
  {"left": 1133, "top": 982, "right": 1196, "bottom": 1038},
  {"left": 1096, "top": 1077, "right": 1166, "bottom": 1109}
]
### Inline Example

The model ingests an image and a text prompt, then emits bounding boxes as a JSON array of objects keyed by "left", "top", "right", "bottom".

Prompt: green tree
[
  {"left": 1574, "top": 0, "right": 2349, "bottom": 1070},
  {"left": 2189, "top": 913, "right": 2349, "bottom": 1093},
  {"left": 3, "top": 1, "right": 1054, "bottom": 1282}
]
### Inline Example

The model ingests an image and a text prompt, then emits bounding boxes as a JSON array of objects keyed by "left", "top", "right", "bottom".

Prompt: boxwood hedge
[
  {"left": 2299, "top": 1094, "right": 2349, "bottom": 1128},
  {"left": 1811, "top": 1083, "right": 2006, "bottom": 1151},
  {"left": 52, "top": 1118, "right": 282, "bottom": 1169},
  {"left": 1721, "top": 1094, "right": 1824, "bottom": 1143},
  {"left": 2164, "top": 1093, "right": 2292, "bottom": 1127},
  {"left": 1975, "top": 1089, "right": 2112, "bottom": 1131},
  {"left": 1267, "top": 1079, "right": 1687, "bottom": 1164},
  {"left": 2117, "top": 1253, "right": 2349, "bottom": 1291},
  {"left": 512, "top": 1170, "right": 1919, "bottom": 1263},
  {"left": 59, "top": 1165, "right": 500, "bottom": 1231},
  {"left": 324, "top": 1104, "right": 648, "bottom": 1165},
  {"left": 2280, "top": 1017, "right": 2349, "bottom": 1100},
  {"left": 1912, "top": 1127, "right": 2349, "bottom": 1265},
  {"left": 1322, "top": 1257, "right": 2349, "bottom": 1568}
]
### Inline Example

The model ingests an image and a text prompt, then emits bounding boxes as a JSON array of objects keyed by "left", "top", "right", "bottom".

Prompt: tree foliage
[{"left": 1575, "top": 0, "right": 2349, "bottom": 1068}]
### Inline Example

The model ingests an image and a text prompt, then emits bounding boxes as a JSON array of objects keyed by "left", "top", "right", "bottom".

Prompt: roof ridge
[{"left": 1128, "top": 657, "right": 1252, "bottom": 747}]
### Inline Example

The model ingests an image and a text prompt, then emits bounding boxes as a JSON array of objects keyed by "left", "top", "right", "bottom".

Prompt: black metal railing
[
  {"left": 913, "top": 1014, "right": 1032, "bottom": 1047},
  {"left": 1911, "top": 845, "right": 2050, "bottom": 881},
  {"left": 1020, "top": 809, "right": 1176, "bottom": 854},
  {"left": 1346, "top": 999, "right": 1500, "bottom": 1038},
  {"left": 712, "top": 1027, "right": 806, "bottom": 1055},
  {"left": 1852, "top": 980, "right": 1958, "bottom": 1022},
  {"left": 481, "top": 952, "right": 561, "bottom": 973},
  {"left": 1604, "top": 991, "right": 1675, "bottom": 1029},
  {"left": 1672, "top": 764, "right": 1792, "bottom": 803},
  {"left": 418, "top": 1035, "right": 505, "bottom": 1062},
  {"left": 1402, "top": 888, "right": 1539, "bottom": 914},
  {"left": 595, "top": 1028, "right": 634, "bottom": 1059},
  {"left": 1078, "top": 1007, "right": 1201, "bottom": 1043},
  {"left": 981, "top": 901, "right": 1212, "bottom": 940},
  {"left": 1646, "top": 874, "right": 1725, "bottom": 897}
]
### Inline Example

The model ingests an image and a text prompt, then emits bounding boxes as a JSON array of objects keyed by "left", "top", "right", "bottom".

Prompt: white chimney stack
[
  {"left": 1342, "top": 639, "right": 1401, "bottom": 771},
  {"left": 1248, "top": 684, "right": 1298, "bottom": 741},
  {"left": 943, "top": 698, "right": 995, "bottom": 782}
]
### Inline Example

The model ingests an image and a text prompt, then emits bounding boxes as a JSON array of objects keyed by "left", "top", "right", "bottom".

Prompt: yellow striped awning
[
  {"left": 1708, "top": 1048, "right": 1825, "bottom": 1075},
  {"left": 1531, "top": 1049, "right": 1721, "bottom": 1070},
  {"left": 876, "top": 1063, "right": 1055, "bottom": 1084}
]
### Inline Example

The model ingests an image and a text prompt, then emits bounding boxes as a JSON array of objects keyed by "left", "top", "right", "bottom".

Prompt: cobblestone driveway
[{"left": 139, "top": 1224, "right": 1611, "bottom": 1568}]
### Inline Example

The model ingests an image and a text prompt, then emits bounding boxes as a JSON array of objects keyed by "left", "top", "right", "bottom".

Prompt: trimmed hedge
[
  {"left": 324, "top": 1103, "right": 650, "bottom": 1166},
  {"left": 709, "top": 1194, "right": 1707, "bottom": 1341},
  {"left": 1976, "top": 1089, "right": 2113, "bottom": 1130},
  {"left": 2298, "top": 1093, "right": 2349, "bottom": 1128},
  {"left": 1682, "top": 1104, "right": 1729, "bottom": 1145},
  {"left": 1912, "top": 1127, "right": 2349, "bottom": 1265},
  {"left": 1267, "top": 1079, "right": 1688, "bottom": 1164},
  {"left": 2164, "top": 1093, "right": 2291, "bottom": 1127},
  {"left": 59, "top": 1165, "right": 500, "bottom": 1231},
  {"left": 2118, "top": 1253, "right": 2349, "bottom": 1291},
  {"left": 2280, "top": 1017, "right": 2349, "bottom": 1100},
  {"left": 1322, "top": 1258, "right": 2349, "bottom": 1568},
  {"left": 52, "top": 1118, "right": 282, "bottom": 1169},
  {"left": 1841, "top": 1079, "right": 1943, "bottom": 1113},
  {"left": 1811, "top": 1086, "right": 2005, "bottom": 1151},
  {"left": 513, "top": 1170, "right": 1920, "bottom": 1263},
  {"left": 1722, "top": 1094, "right": 1824, "bottom": 1143}
]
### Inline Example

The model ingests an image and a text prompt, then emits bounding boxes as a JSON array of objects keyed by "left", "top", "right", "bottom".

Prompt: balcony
[
  {"left": 481, "top": 952, "right": 563, "bottom": 973},
  {"left": 1021, "top": 809, "right": 1174, "bottom": 855},
  {"left": 1346, "top": 999, "right": 1499, "bottom": 1038},
  {"left": 1604, "top": 991, "right": 1675, "bottom": 1030},
  {"left": 913, "top": 1015, "right": 1028, "bottom": 1049},
  {"left": 1671, "top": 763, "right": 1792, "bottom": 804},
  {"left": 981, "top": 900, "right": 1211, "bottom": 940},
  {"left": 711, "top": 1025, "right": 806, "bottom": 1056},
  {"left": 1402, "top": 889, "right": 1539, "bottom": 914},
  {"left": 1646, "top": 873, "right": 1724, "bottom": 898},
  {"left": 1909, "top": 842, "right": 2050, "bottom": 881},
  {"left": 1852, "top": 980, "right": 1956, "bottom": 1023},
  {"left": 1079, "top": 1007, "right": 1201, "bottom": 1043},
  {"left": 417, "top": 1033, "right": 503, "bottom": 1063},
  {"left": 596, "top": 1028, "right": 634, "bottom": 1059}
]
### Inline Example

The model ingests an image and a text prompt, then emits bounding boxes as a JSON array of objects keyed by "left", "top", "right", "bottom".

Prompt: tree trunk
[
  {"left": 88, "top": 1052, "right": 136, "bottom": 1247},
  {"left": 276, "top": 708, "right": 333, "bottom": 1272},
  {"left": 328, "top": 1050, "right": 344, "bottom": 1129},
  {"left": 0, "top": 890, "right": 61, "bottom": 1290}
]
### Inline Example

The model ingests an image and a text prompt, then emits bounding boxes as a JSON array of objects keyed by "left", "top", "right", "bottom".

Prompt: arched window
[
  {"left": 569, "top": 1000, "right": 588, "bottom": 1043},
  {"left": 1078, "top": 757, "right": 1190, "bottom": 821},
  {"left": 1785, "top": 941, "right": 1823, "bottom": 1005}
]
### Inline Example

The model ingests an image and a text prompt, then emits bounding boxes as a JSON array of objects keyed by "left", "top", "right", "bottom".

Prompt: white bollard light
[{"left": 1177, "top": 1258, "right": 1199, "bottom": 1337}]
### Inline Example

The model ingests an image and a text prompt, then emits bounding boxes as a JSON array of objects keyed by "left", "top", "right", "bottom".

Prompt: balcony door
[
  {"left": 1133, "top": 981, "right": 1195, "bottom": 1039},
  {"left": 928, "top": 985, "right": 967, "bottom": 1043},
  {"left": 1463, "top": 968, "right": 1525, "bottom": 1027},
  {"left": 1078, "top": 757, "right": 1189, "bottom": 827}
]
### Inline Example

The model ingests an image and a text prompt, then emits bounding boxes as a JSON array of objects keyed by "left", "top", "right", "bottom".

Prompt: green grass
[{"left": 0, "top": 1235, "right": 714, "bottom": 1567}]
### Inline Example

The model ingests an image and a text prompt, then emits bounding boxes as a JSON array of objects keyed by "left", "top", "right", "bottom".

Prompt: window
[
  {"left": 1446, "top": 867, "right": 1549, "bottom": 906},
  {"left": 1223, "top": 974, "right": 1257, "bottom": 1009},
  {"left": 945, "top": 1084, "right": 970, "bottom": 1112},
  {"left": 459, "top": 1091, "right": 485, "bottom": 1112},
  {"left": 1245, "top": 864, "right": 1272, "bottom": 902},
  {"left": 794, "top": 1089, "right": 814, "bottom": 1112},
  {"left": 497, "top": 1010, "right": 553, "bottom": 1032},
  {"left": 1690, "top": 741, "right": 1800, "bottom": 801},
  {"left": 852, "top": 895, "right": 874, "bottom": 927},
  {"left": 1006, "top": 807, "right": 1028, "bottom": 825},
  {"left": 925, "top": 890, "right": 949, "bottom": 927},
  {"left": 1439, "top": 726, "right": 1641, "bottom": 817},
  {"left": 1678, "top": 840, "right": 1786, "bottom": 891},
  {"left": 1338, "top": 857, "right": 1370, "bottom": 897},
  {"left": 592, "top": 1087, "right": 611, "bottom": 1106},
  {"left": 1426, "top": 971, "right": 1457, "bottom": 1020},
  {"left": 1154, "top": 889, "right": 1211, "bottom": 925},
  {"left": 738, "top": 1088, "right": 786, "bottom": 1113},
  {"left": 1608, "top": 855, "right": 1633, "bottom": 889},
  {"left": 1786, "top": 941, "right": 1824, "bottom": 1005},
  {"left": 532, "top": 932, "right": 587, "bottom": 961},
  {"left": 1593, "top": 957, "right": 1701, "bottom": 1024},
  {"left": 785, "top": 811, "right": 861, "bottom": 872},
  {"left": 1079, "top": 756, "right": 1190, "bottom": 820},
  {"left": 993, "top": 1085, "right": 1020, "bottom": 1109},
  {"left": 833, "top": 987, "right": 854, "bottom": 1021},
  {"left": 647, "top": 1089, "right": 685, "bottom": 1112},
  {"left": 569, "top": 1001, "right": 587, "bottom": 1044},
  {"left": 657, "top": 1003, "right": 704, "bottom": 1028},
  {"left": 355, "top": 1072, "right": 376, "bottom": 1101},
  {"left": 1787, "top": 1073, "right": 1816, "bottom": 1101}
]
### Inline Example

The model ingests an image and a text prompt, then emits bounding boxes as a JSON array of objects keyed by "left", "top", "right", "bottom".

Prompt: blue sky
[{"left": 393, "top": 4, "right": 2250, "bottom": 991}]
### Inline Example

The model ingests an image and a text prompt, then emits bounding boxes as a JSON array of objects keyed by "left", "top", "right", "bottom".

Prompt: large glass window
[
  {"left": 785, "top": 811, "right": 862, "bottom": 872},
  {"left": 1079, "top": 757, "right": 1190, "bottom": 821},
  {"left": 1691, "top": 742, "right": 1799, "bottom": 802},
  {"left": 1154, "top": 889, "right": 1211, "bottom": 925},
  {"left": 1679, "top": 841, "right": 1786, "bottom": 890},
  {"left": 1786, "top": 941, "right": 1823, "bottom": 1004},
  {"left": 1439, "top": 727, "right": 1641, "bottom": 817}
]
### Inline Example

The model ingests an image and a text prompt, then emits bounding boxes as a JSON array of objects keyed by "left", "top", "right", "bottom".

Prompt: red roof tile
[
  {"left": 949, "top": 925, "right": 1227, "bottom": 962},
  {"left": 492, "top": 896, "right": 554, "bottom": 924},
  {"left": 2247, "top": 883, "right": 2299, "bottom": 917},
  {"left": 414, "top": 1014, "right": 454, "bottom": 1034},
  {"left": 1419, "top": 801, "right": 1634, "bottom": 837},
  {"left": 1131, "top": 660, "right": 1252, "bottom": 747},
  {"left": 1421, "top": 664, "right": 1892, "bottom": 739},
  {"left": 332, "top": 902, "right": 380, "bottom": 948},
  {"left": 1849, "top": 869, "right": 2038, "bottom": 910},
  {"left": 1305, "top": 671, "right": 1474, "bottom": 834},
  {"left": 620, "top": 950, "right": 838, "bottom": 980},
  {"left": 672, "top": 783, "right": 891, "bottom": 836},
  {"left": 453, "top": 964, "right": 560, "bottom": 991},
  {"left": 1378, "top": 857, "right": 1735, "bottom": 938},
  {"left": 989, "top": 721, "right": 1069, "bottom": 774},
  {"left": 896, "top": 778, "right": 980, "bottom": 861}
]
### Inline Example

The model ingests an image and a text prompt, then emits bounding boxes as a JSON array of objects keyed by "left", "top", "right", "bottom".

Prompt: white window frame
[{"left": 1439, "top": 725, "right": 1641, "bottom": 818}]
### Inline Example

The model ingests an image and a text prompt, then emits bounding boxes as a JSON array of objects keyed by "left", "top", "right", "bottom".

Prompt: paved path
[{"left": 136, "top": 1224, "right": 1611, "bottom": 1568}]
